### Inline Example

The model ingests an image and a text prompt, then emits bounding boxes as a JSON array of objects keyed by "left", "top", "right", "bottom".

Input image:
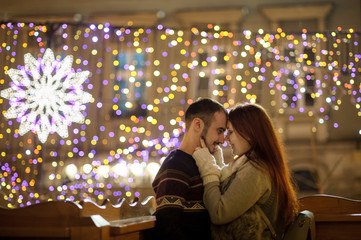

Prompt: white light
[
  {"left": 83, "top": 164, "right": 92, "bottom": 174},
  {"left": 92, "top": 36, "right": 98, "bottom": 42},
  {"left": 192, "top": 60, "right": 198, "bottom": 66},
  {"left": 147, "top": 162, "right": 160, "bottom": 179},
  {"left": 0, "top": 48, "right": 92, "bottom": 143},
  {"left": 65, "top": 164, "right": 78, "bottom": 181},
  {"left": 213, "top": 90, "right": 219, "bottom": 96},
  {"left": 97, "top": 165, "right": 110, "bottom": 178},
  {"left": 130, "top": 162, "right": 144, "bottom": 177},
  {"left": 125, "top": 102, "right": 133, "bottom": 108},
  {"left": 112, "top": 161, "right": 129, "bottom": 177}
]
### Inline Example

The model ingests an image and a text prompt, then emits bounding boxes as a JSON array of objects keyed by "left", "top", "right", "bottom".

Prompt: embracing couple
[{"left": 152, "top": 98, "right": 299, "bottom": 240}]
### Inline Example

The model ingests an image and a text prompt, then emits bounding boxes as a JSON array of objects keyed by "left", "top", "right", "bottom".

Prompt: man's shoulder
[
  {"left": 154, "top": 149, "right": 198, "bottom": 180},
  {"left": 162, "top": 149, "right": 195, "bottom": 169}
]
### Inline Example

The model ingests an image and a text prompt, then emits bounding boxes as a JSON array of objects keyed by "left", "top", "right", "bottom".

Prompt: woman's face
[{"left": 226, "top": 122, "right": 251, "bottom": 156}]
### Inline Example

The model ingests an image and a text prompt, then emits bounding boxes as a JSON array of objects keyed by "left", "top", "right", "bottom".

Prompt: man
[{"left": 152, "top": 98, "right": 228, "bottom": 240}]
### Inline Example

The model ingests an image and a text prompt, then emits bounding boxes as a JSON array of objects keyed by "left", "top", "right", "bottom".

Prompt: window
[
  {"left": 281, "top": 69, "right": 318, "bottom": 110},
  {"left": 198, "top": 76, "right": 210, "bottom": 98},
  {"left": 278, "top": 39, "right": 324, "bottom": 112},
  {"left": 284, "top": 48, "right": 296, "bottom": 63},
  {"left": 284, "top": 73, "right": 297, "bottom": 108},
  {"left": 112, "top": 51, "right": 147, "bottom": 118},
  {"left": 305, "top": 72, "right": 315, "bottom": 106},
  {"left": 192, "top": 46, "right": 231, "bottom": 104},
  {"left": 304, "top": 47, "right": 315, "bottom": 62}
]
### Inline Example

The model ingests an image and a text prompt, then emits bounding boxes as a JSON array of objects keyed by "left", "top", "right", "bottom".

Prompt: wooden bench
[
  {"left": 0, "top": 197, "right": 156, "bottom": 240},
  {"left": 80, "top": 196, "right": 156, "bottom": 240},
  {"left": 0, "top": 200, "right": 109, "bottom": 239},
  {"left": 299, "top": 194, "right": 361, "bottom": 240}
]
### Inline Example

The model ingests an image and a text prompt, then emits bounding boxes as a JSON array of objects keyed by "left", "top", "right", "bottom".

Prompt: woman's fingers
[{"left": 200, "top": 137, "right": 206, "bottom": 148}]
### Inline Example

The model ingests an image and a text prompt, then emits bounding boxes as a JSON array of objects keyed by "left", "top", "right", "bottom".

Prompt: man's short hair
[{"left": 184, "top": 98, "right": 227, "bottom": 131}]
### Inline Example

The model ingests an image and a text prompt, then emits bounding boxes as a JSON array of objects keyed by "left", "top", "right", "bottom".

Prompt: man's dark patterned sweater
[{"left": 152, "top": 149, "right": 212, "bottom": 240}]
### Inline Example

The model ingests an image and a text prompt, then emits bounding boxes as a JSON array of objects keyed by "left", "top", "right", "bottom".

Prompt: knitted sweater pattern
[{"left": 152, "top": 149, "right": 212, "bottom": 240}]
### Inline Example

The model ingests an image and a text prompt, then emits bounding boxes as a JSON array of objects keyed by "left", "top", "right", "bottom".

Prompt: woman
[{"left": 193, "top": 103, "right": 299, "bottom": 240}]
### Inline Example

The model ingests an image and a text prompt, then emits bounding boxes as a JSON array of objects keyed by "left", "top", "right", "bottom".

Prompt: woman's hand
[
  {"left": 195, "top": 137, "right": 225, "bottom": 168},
  {"left": 193, "top": 141, "right": 221, "bottom": 184},
  {"left": 195, "top": 137, "right": 207, "bottom": 152},
  {"left": 200, "top": 137, "right": 207, "bottom": 148},
  {"left": 213, "top": 144, "right": 226, "bottom": 168}
]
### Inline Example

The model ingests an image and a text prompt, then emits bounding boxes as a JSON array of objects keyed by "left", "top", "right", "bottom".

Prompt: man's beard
[{"left": 201, "top": 127, "right": 216, "bottom": 154}]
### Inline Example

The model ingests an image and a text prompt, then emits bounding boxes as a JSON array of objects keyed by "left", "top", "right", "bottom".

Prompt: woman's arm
[{"left": 204, "top": 163, "right": 271, "bottom": 225}]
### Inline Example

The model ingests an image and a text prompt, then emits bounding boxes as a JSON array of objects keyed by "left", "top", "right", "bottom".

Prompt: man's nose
[{"left": 219, "top": 134, "right": 225, "bottom": 144}]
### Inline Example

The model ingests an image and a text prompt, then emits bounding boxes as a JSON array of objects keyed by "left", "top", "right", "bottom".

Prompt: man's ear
[{"left": 192, "top": 117, "right": 204, "bottom": 133}]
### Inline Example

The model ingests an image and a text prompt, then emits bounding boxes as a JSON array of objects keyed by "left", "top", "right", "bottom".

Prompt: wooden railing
[
  {"left": 1, "top": 194, "right": 360, "bottom": 239},
  {"left": 0, "top": 197, "right": 156, "bottom": 240},
  {"left": 299, "top": 194, "right": 361, "bottom": 240}
]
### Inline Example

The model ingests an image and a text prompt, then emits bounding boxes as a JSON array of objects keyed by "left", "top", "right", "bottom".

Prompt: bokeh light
[{"left": 0, "top": 22, "right": 360, "bottom": 207}]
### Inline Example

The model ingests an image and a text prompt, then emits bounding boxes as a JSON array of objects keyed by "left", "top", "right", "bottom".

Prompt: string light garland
[{"left": 0, "top": 22, "right": 360, "bottom": 208}]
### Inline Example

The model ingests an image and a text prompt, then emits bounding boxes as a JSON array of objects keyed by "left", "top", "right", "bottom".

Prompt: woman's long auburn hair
[{"left": 229, "top": 103, "right": 299, "bottom": 226}]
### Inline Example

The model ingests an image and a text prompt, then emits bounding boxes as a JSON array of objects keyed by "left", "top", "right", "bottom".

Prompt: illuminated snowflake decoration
[{"left": 0, "top": 48, "right": 92, "bottom": 143}]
